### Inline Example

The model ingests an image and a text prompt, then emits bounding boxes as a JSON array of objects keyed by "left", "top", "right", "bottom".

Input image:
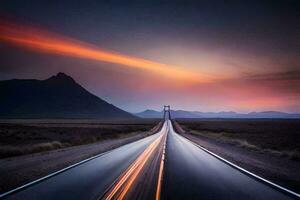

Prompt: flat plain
[{"left": 0, "top": 119, "right": 160, "bottom": 158}]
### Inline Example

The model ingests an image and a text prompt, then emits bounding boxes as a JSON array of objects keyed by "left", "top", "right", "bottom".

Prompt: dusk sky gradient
[{"left": 0, "top": 0, "right": 299, "bottom": 112}]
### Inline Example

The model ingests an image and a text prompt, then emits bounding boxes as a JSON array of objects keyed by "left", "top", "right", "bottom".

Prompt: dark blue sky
[
  {"left": 1, "top": 0, "right": 298, "bottom": 55},
  {"left": 0, "top": 0, "right": 299, "bottom": 112}
]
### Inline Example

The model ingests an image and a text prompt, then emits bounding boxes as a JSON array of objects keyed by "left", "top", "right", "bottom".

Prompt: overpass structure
[{"left": 163, "top": 105, "right": 171, "bottom": 120}]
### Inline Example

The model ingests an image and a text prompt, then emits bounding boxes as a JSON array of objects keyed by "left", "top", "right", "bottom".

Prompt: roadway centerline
[{"left": 155, "top": 129, "right": 167, "bottom": 200}]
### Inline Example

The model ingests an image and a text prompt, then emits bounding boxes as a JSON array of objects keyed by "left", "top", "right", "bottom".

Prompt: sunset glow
[
  {"left": 0, "top": 22, "right": 212, "bottom": 84},
  {"left": 0, "top": 9, "right": 299, "bottom": 113}
]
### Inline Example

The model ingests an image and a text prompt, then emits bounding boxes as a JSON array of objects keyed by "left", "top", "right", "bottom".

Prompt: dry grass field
[
  {"left": 176, "top": 119, "right": 300, "bottom": 160},
  {"left": 0, "top": 119, "right": 160, "bottom": 158}
]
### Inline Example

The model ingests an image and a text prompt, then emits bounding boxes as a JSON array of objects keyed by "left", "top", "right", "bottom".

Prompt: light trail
[
  {"left": 0, "top": 21, "right": 213, "bottom": 83},
  {"left": 155, "top": 134, "right": 167, "bottom": 200},
  {"left": 103, "top": 132, "right": 165, "bottom": 200}
]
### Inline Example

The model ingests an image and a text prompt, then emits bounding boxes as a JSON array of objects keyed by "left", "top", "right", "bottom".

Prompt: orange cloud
[{"left": 0, "top": 21, "right": 213, "bottom": 84}]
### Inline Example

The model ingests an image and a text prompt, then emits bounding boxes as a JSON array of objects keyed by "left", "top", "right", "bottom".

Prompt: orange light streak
[
  {"left": 0, "top": 22, "right": 212, "bottom": 83},
  {"left": 155, "top": 135, "right": 167, "bottom": 200},
  {"left": 104, "top": 133, "right": 164, "bottom": 200}
]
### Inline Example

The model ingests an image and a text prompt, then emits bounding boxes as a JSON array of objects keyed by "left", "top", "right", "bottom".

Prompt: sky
[{"left": 0, "top": 0, "right": 299, "bottom": 113}]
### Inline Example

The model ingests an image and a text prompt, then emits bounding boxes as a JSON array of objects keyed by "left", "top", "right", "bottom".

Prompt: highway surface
[{"left": 1, "top": 120, "right": 298, "bottom": 200}]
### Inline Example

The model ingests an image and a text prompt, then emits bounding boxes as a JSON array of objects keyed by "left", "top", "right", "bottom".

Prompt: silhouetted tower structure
[{"left": 163, "top": 105, "right": 171, "bottom": 120}]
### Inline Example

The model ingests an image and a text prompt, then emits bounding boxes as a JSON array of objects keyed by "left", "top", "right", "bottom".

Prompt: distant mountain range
[
  {"left": 135, "top": 109, "right": 300, "bottom": 119},
  {"left": 0, "top": 72, "right": 135, "bottom": 119}
]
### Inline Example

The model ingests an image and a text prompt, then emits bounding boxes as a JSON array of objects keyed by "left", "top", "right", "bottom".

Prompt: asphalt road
[
  {"left": 3, "top": 122, "right": 167, "bottom": 200},
  {"left": 2, "top": 120, "right": 297, "bottom": 200},
  {"left": 161, "top": 120, "right": 294, "bottom": 200}
]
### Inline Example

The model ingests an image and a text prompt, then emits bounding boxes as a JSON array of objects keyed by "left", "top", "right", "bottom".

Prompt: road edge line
[
  {"left": 177, "top": 133, "right": 300, "bottom": 198},
  {"left": 0, "top": 150, "right": 111, "bottom": 198}
]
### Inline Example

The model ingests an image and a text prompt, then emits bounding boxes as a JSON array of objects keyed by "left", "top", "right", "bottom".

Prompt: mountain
[
  {"left": 0, "top": 72, "right": 135, "bottom": 119},
  {"left": 136, "top": 109, "right": 164, "bottom": 118},
  {"left": 246, "top": 111, "right": 300, "bottom": 118},
  {"left": 135, "top": 110, "right": 300, "bottom": 119}
]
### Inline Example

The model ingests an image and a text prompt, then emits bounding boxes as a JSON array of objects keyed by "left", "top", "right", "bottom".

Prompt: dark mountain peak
[
  {"left": 0, "top": 73, "right": 135, "bottom": 119},
  {"left": 56, "top": 72, "right": 70, "bottom": 78},
  {"left": 46, "top": 72, "right": 76, "bottom": 84}
]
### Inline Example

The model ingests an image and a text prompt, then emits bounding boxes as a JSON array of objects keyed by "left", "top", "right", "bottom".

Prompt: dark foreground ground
[
  {"left": 175, "top": 119, "right": 300, "bottom": 193},
  {"left": 0, "top": 119, "right": 161, "bottom": 193}
]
